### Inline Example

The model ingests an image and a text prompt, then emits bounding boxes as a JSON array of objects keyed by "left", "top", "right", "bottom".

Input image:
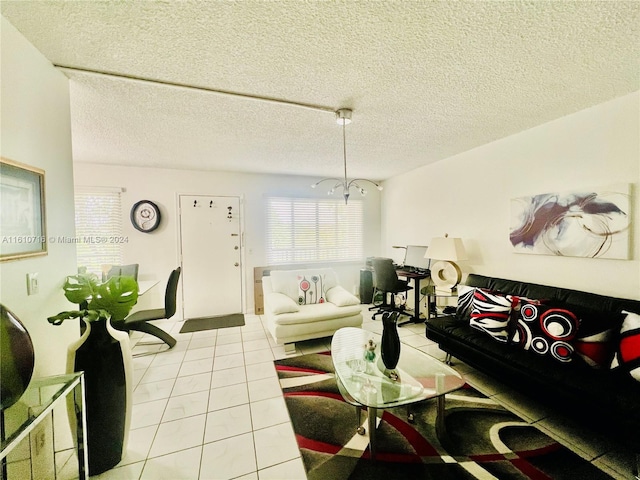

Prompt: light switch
[{"left": 27, "top": 272, "right": 39, "bottom": 295}]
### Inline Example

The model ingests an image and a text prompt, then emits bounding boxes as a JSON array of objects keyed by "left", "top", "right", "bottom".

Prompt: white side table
[{"left": 1, "top": 373, "right": 88, "bottom": 479}]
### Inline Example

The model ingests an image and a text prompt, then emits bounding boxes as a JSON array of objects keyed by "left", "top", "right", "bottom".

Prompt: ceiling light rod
[
  {"left": 53, "top": 64, "right": 336, "bottom": 114},
  {"left": 311, "top": 108, "right": 382, "bottom": 204}
]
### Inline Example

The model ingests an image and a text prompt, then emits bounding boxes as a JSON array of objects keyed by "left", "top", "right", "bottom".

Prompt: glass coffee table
[{"left": 331, "top": 327, "right": 465, "bottom": 459}]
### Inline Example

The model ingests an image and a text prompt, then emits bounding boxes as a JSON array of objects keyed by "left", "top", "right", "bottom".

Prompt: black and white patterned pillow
[
  {"left": 469, "top": 288, "right": 516, "bottom": 342},
  {"left": 455, "top": 284, "right": 475, "bottom": 320}
]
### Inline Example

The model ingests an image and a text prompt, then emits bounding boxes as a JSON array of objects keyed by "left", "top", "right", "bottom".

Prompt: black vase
[
  {"left": 0, "top": 304, "right": 35, "bottom": 410},
  {"left": 70, "top": 318, "right": 132, "bottom": 475},
  {"left": 381, "top": 312, "right": 401, "bottom": 370}
]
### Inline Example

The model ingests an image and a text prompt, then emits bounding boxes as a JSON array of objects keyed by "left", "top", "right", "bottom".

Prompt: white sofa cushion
[
  {"left": 265, "top": 292, "right": 300, "bottom": 314},
  {"left": 326, "top": 285, "right": 360, "bottom": 307},
  {"left": 270, "top": 302, "right": 362, "bottom": 326}
]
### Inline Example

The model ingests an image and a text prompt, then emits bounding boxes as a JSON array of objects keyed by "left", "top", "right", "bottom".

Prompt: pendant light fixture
[{"left": 311, "top": 108, "right": 383, "bottom": 204}]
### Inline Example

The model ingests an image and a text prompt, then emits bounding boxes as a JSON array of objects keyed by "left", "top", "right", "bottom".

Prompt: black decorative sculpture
[{"left": 380, "top": 311, "right": 401, "bottom": 371}]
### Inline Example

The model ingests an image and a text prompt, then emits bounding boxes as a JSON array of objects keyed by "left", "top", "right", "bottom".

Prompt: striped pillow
[
  {"left": 455, "top": 284, "right": 475, "bottom": 320},
  {"left": 469, "top": 288, "right": 517, "bottom": 342}
]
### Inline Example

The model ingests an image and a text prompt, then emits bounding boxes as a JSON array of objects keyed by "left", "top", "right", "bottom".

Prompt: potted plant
[{"left": 48, "top": 273, "right": 138, "bottom": 475}]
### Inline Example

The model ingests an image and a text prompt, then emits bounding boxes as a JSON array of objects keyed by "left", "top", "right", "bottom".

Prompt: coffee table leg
[
  {"left": 367, "top": 407, "right": 377, "bottom": 460},
  {"left": 436, "top": 395, "right": 446, "bottom": 436},
  {"left": 356, "top": 406, "right": 366, "bottom": 435}
]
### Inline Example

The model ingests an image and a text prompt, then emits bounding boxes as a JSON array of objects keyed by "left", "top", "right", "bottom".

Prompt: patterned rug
[{"left": 274, "top": 352, "right": 612, "bottom": 480}]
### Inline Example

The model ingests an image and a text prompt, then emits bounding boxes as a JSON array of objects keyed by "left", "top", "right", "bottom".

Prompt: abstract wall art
[{"left": 510, "top": 184, "right": 631, "bottom": 259}]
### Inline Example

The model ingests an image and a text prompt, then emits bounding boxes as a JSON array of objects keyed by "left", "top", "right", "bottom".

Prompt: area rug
[
  {"left": 275, "top": 352, "right": 613, "bottom": 480},
  {"left": 179, "top": 313, "right": 245, "bottom": 333}
]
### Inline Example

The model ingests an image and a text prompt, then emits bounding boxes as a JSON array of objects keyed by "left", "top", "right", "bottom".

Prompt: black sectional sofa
[{"left": 425, "top": 273, "right": 640, "bottom": 473}]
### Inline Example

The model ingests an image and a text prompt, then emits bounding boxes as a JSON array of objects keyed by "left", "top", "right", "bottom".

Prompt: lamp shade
[{"left": 425, "top": 236, "right": 467, "bottom": 261}]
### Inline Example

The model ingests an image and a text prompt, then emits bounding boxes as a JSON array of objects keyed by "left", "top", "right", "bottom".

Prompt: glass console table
[
  {"left": 1, "top": 373, "right": 88, "bottom": 479},
  {"left": 331, "top": 327, "right": 465, "bottom": 459},
  {"left": 421, "top": 284, "right": 459, "bottom": 319}
]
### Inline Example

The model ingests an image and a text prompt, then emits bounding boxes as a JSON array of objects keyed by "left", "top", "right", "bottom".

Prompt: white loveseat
[{"left": 262, "top": 268, "right": 363, "bottom": 350}]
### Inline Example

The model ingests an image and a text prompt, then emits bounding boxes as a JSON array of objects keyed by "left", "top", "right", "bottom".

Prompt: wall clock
[{"left": 130, "top": 200, "right": 161, "bottom": 233}]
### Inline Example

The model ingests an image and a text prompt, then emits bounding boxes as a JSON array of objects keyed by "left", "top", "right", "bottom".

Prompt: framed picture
[
  {"left": 509, "top": 183, "right": 631, "bottom": 259},
  {"left": 1, "top": 158, "right": 47, "bottom": 261}
]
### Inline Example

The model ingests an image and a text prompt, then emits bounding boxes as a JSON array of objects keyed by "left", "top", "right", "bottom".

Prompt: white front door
[{"left": 179, "top": 195, "right": 242, "bottom": 319}]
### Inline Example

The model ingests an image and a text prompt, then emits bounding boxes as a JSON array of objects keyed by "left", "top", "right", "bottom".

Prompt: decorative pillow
[
  {"left": 469, "top": 288, "right": 516, "bottom": 342},
  {"left": 297, "top": 274, "right": 326, "bottom": 305},
  {"left": 266, "top": 292, "right": 300, "bottom": 314},
  {"left": 611, "top": 311, "right": 640, "bottom": 382},
  {"left": 455, "top": 284, "right": 475, "bottom": 320},
  {"left": 571, "top": 306, "right": 623, "bottom": 369},
  {"left": 512, "top": 302, "right": 580, "bottom": 363},
  {"left": 325, "top": 286, "right": 360, "bottom": 307},
  {"left": 573, "top": 329, "right": 617, "bottom": 368}
]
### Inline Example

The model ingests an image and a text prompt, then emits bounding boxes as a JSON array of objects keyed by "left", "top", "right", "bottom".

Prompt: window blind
[
  {"left": 74, "top": 187, "right": 123, "bottom": 275},
  {"left": 266, "top": 197, "right": 363, "bottom": 264}
]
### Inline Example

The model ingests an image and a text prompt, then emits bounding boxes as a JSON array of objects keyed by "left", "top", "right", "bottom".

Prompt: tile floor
[{"left": 86, "top": 307, "right": 636, "bottom": 480}]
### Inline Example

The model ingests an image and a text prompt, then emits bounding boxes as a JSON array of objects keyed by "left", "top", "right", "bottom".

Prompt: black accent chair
[
  {"left": 114, "top": 267, "right": 181, "bottom": 352},
  {"left": 370, "top": 258, "right": 413, "bottom": 323}
]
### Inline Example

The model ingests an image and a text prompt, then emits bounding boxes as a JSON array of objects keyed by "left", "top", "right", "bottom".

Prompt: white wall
[
  {"left": 0, "top": 17, "right": 78, "bottom": 377},
  {"left": 73, "top": 164, "right": 382, "bottom": 313},
  {"left": 382, "top": 92, "right": 640, "bottom": 300}
]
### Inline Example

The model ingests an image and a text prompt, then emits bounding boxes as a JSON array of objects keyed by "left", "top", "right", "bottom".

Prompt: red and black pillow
[
  {"left": 511, "top": 302, "right": 580, "bottom": 363},
  {"left": 611, "top": 311, "right": 640, "bottom": 383},
  {"left": 570, "top": 305, "right": 624, "bottom": 369}
]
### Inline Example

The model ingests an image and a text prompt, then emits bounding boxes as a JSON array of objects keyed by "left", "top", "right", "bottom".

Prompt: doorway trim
[{"left": 176, "top": 192, "right": 246, "bottom": 320}]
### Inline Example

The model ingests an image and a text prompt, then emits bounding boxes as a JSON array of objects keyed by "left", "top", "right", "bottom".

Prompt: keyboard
[{"left": 397, "top": 266, "right": 430, "bottom": 275}]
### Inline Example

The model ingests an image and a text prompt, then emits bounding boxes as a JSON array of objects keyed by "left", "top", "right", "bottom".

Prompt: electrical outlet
[
  {"left": 27, "top": 272, "right": 39, "bottom": 295},
  {"left": 31, "top": 418, "right": 54, "bottom": 479}
]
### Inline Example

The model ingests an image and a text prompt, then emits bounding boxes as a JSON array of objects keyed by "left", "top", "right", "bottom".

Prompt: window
[
  {"left": 74, "top": 187, "right": 123, "bottom": 275},
  {"left": 266, "top": 196, "right": 363, "bottom": 264}
]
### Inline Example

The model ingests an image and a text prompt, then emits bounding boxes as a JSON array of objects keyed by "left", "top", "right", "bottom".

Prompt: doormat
[
  {"left": 179, "top": 313, "right": 245, "bottom": 333},
  {"left": 274, "top": 352, "right": 614, "bottom": 480}
]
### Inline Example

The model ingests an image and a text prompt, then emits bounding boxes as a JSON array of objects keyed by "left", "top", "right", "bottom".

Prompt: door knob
[{"left": 234, "top": 263, "right": 239, "bottom": 267}]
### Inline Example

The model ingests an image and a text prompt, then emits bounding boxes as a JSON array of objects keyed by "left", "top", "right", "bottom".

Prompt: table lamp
[{"left": 425, "top": 234, "right": 467, "bottom": 293}]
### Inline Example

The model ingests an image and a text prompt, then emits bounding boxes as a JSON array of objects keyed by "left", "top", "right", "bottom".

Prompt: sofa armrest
[
  {"left": 264, "top": 292, "right": 300, "bottom": 314},
  {"left": 326, "top": 286, "right": 360, "bottom": 307}
]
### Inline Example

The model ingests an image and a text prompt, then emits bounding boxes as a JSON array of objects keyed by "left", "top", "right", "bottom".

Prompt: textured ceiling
[{"left": 2, "top": 1, "right": 639, "bottom": 181}]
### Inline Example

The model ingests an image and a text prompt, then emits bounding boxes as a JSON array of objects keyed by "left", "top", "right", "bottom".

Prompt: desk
[
  {"left": 394, "top": 269, "right": 430, "bottom": 325},
  {"left": 1, "top": 373, "right": 88, "bottom": 479}
]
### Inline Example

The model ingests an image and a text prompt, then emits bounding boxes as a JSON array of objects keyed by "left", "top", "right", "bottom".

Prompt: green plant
[{"left": 48, "top": 274, "right": 139, "bottom": 325}]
